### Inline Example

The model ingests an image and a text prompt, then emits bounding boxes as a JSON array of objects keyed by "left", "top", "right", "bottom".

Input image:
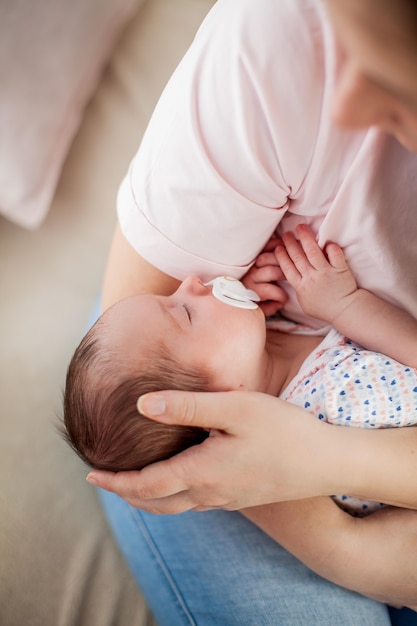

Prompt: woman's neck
[{"left": 261, "top": 330, "right": 322, "bottom": 397}]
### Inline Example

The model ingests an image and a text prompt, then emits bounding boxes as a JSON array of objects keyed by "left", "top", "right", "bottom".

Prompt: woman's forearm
[
  {"left": 101, "top": 223, "right": 179, "bottom": 310},
  {"left": 321, "top": 422, "right": 417, "bottom": 509},
  {"left": 243, "top": 498, "right": 352, "bottom": 579},
  {"left": 243, "top": 500, "right": 417, "bottom": 609}
]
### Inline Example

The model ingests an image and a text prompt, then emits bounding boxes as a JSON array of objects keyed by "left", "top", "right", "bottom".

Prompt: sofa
[{"left": 0, "top": 1, "right": 214, "bottom": 624}]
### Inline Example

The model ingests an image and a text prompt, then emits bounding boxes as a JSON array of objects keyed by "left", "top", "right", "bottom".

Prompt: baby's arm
[
  {"left": 276, "top": 224, "right": 417, "bottom": 368},
  {"left": 243, "top": 498, "right": 417, "bottom": 609}
]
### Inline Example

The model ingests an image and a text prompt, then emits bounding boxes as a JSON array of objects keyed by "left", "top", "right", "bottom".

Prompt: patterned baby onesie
[{"left": 277, "top": 326, "right": 417, "bottom": 516}]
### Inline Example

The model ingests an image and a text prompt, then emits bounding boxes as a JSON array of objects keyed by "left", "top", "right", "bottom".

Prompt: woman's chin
[{"left": 393, "top": 130, "right": 417, "bottom": 153}]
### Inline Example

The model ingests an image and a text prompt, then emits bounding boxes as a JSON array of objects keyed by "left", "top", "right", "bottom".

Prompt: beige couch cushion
[{"left": 0, "top": 1, "right": 215, "bottom": 624}]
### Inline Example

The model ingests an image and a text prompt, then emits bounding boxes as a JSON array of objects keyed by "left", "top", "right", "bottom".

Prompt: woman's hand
[
  {"left": 87, "top": 390, "right": 337, "bottom": 514},
  {"left": 87, "top": 389, "right": 417, "bottom": 513}
]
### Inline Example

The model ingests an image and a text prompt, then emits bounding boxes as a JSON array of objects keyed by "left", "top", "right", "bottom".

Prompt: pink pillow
[{"left": 0, "top": 0, "right": 142, "bottom": 228}]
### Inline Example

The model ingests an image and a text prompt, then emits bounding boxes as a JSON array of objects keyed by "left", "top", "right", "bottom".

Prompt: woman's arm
[
  {"left": 101, "top": 223, "right": 180, "bottom": 311},
  {"left": 243, "top": 499, "right": 417, "bottom": 609},
  {"left": 88, "top": 390, "right": 417, "bottom": 511}
]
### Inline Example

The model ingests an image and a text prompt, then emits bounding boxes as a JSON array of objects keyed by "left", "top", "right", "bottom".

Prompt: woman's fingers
[
  {"left": 88, "top": 468, "right": 195, "bottom": 514},
  {"left": 87, "top": 458, "right": 192, "bottom": 508},
  {"left": 86, "top": 445, "right": 233, "bottom": 514},
  {"left": 137, "top": 389, "right": 249, "bottom": 432}
]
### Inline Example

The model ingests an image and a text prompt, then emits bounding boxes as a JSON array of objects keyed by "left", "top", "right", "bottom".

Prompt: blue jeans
[{"left": 99, "top": 489, "right": 396, "bottom": 626}]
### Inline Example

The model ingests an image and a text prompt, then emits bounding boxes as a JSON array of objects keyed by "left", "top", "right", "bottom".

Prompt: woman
[{"left": 88, "top": 0, "right": 417, "bottom": 622}]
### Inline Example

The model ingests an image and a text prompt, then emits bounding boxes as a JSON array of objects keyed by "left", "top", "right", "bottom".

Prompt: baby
[{"left": 62, "top": 225, "right": 417, "bottom": 516}]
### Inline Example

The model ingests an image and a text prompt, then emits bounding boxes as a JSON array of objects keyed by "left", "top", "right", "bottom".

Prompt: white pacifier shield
[{"left": 205, "top": 276, "right": 260, "bottom": 309}]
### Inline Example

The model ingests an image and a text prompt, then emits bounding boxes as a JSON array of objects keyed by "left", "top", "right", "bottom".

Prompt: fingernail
[
  {"left": 137, "top": 394, "right": 166, "bottom": 416},
  {"left": 86, "top": 473, "right": 98, "bottom": 486}
]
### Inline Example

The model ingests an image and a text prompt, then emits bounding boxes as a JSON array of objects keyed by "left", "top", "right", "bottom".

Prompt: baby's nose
[{"left": 181, "top": 276, "right": 208, "bottom": 295}]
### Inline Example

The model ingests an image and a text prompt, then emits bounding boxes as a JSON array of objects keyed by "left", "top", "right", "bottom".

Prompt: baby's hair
[{"left": 61, "top": 318, "right": 210, "bottom": 471}]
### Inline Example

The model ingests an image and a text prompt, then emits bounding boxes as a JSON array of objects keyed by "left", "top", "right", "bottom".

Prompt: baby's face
[{"left": 105, "top": 276, "right": 268, "bottom": 392}]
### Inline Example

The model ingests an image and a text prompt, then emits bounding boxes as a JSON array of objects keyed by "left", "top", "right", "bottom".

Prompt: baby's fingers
[
  {"left": 295, "top": 224, "right": 329, "bottom": 270},
  {"left": 250, "top": 264, "right": 285, "bottom": 283},
  {"left": 281, "top": 231, "right": 314, "bottom": 275},
  {"left": 261, "top": 237, "right": 283, "bottom": 253},
  {"left": 274, "top": 241, "right": 302, "bottom": 286},
  {"left": 255, "top": 251, "right": 280, "bottom": 268},
  {"left": 260, "top": 300, "right": 285, "bottom": 317},
  {"left": 255, "top": 282, "right": 288, "bottom": 306},
  {"left": 325, "top": 242, "right": 348, "bottom": 270}
]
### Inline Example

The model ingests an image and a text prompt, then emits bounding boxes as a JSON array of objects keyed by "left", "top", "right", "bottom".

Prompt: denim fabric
[
  {"left": 389, "top": 608, "right": 417, "bottom": 626},
  {"left": 99, "top": 489, "right": 395, "bottom": 626}
]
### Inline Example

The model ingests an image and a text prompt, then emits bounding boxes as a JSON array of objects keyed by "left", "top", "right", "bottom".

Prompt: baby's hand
[
  {"left": 274, "top": 224, "right": 358, "bottom": 324},
  {"left": 243, "top": 238, "right": 288, "bottom": 316}
]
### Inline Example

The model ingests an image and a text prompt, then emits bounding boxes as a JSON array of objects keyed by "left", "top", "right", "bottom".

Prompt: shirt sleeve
[{"left": 117, "top": 0, "right": 326, "bottom": 281}]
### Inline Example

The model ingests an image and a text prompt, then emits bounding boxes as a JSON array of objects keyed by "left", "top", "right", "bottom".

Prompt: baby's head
[
  {"left": 62, "top": 277, "right": 266, "bottom": 471},
  {"left": 62, "top": 313, "right": 211, "bottom": 471}
]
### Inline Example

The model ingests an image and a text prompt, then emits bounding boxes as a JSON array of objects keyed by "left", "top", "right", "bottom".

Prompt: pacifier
[{"left": 205, "top": 276, "right": 260, "bottom": 309}]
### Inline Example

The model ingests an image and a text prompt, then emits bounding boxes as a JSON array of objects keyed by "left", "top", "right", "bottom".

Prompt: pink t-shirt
[{"left": 117, "top": 0, "right": 417, "bottom": 329}]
